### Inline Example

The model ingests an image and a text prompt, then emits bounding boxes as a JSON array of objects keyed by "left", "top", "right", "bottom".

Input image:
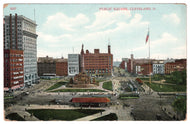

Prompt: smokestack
[{"left": 108, "top": 45, "right": 111, "bottom": 54}]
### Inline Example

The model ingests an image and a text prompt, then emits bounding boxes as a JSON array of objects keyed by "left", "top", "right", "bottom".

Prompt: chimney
[
  {"left": 131, "top": 54, "right": 134, "bottom": 73},
  {"left": 131, "top": 54, "right": 134, "bottom": 60},
  {"left": 94, "top": 49, "right": 99, "bottom": 54},
  {"left": 86, "top": 50, "right": 89, "bottom": 54},
  {"left": 108, "top": 45, "right": 111, "bottom": 54}
]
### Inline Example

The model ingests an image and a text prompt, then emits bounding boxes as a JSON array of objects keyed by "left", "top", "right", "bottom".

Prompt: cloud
[
  {"left": 151, "top": 32, "right": 178, "bottom": 47},
  {"left": 37, "top": 31, "right": 72, "bottom": 43},
  {"left": 43, "top": 12, "right": 89, "bottom": 32},
  {"left": 80, "top": 13, "right": 149, "bottom": 42},
  {"left": 174, "top": 45, "right": 186, "bottom": 50},
  {"left": 85, "top": 10, "right": 131, "bottom": 30},
  {"left": 162, "top": 13, "right": 180, "bottom": 25},
  {"left": 133, "top": 32, "right": 178, "bottom": 51}
]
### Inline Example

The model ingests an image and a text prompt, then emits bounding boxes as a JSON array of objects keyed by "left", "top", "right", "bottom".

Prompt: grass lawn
[
  {"left": 139, "top": 78, "right": 149, "bottom": 81},
  {"left": 52, "top": 89, "right": 105, "bottom": 92},
  {"left": 95, "top": 79, "right": 107, "bottom": 83},
  {"left": 120, "top": 97, "right": 139, "bottom": 99},
  {"left": 145, "top": 82, "right": 186, "bottom": 92},
  {"left": 91, "top": 113, "right": 118, "bottom": 121},
  {"left": 45, "top": 81, "right": 68, "bottom": 91},
  {"left": 26, "top": 109, "right": 104, "bottom": 121},
  {"left": 6, "top": 113, "right": 25, "bottom": 121},
  {"left": 102, "top": 81, "right": 113, "bottom": 91},
  {"left": 4, "top": 96, "right": 14, "bottom": 100}
]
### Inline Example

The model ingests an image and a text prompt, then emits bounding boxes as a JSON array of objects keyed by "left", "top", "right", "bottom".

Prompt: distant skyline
[{"left": 4, "top": 3, "right": 187, "bottom": 61}]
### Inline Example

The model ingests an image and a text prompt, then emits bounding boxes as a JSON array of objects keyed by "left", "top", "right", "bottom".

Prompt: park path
[
  {"left": 74, "top": 109, "right": 112, "bottom": 121},
  {"left": 5, "top": 105, "right": 39, "bottom": 121},
  {"left": 152, "top": 81, "right": 176, "bottom": 85},
  {"left": 74, "top": 105, "right": 134, "bottom": 121}
]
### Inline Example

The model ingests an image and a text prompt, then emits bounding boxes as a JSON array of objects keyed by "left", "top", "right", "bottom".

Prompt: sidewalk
[
  {"left": 5, "top": 105, "right": 39, "bottom": 121},
  {"left": 17, "top": 111, "right": 39, "bottom": 121},
  {"left": 74, "top": 110, "right": 111, "bottom": 121}
]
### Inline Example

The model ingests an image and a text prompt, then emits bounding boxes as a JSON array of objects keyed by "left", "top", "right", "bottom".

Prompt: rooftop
[{"left": 70, "top": 97, "right": 110, "bottom": 103}]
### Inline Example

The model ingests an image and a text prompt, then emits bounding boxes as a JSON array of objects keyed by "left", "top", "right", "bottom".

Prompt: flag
[{"left": 145, "top": 30, "right": 149, "bottom": 43}]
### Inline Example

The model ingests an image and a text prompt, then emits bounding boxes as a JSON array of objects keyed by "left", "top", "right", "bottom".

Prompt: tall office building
[
  {"left": 4, "top": 14, "right": 38, "bottom": 87},
  {"left": 68, "top": 54, "right": 80, "bottom": 76}
]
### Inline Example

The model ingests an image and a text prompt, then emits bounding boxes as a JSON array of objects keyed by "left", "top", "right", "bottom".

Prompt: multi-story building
[
  {"left": 140, "top": 63, "right": 153, "bottom": 75},
  {"left": 119, "top": 58, "right": 128, "bottom": 70},
  {"left": 37, "top": 56, "right": 56, "bottom": 76},
  {"left": 56, "top": 59, "right": 68, "bottom": 76},
  {"left": 4, "top": 49, "right": 24, "bottom": 90},
  {"left": 119, "top": 61, "right": 125, "bottom": 70},
  {"left": 152, "top": 60, "right": 165, "bottom": 74},
  {"left": 68, "top": 54, "right": 80, "bottom": 76},
  {"left": 135, "top": 65, "right": 142, "bottom": 75},
  {"left": 165, "top": 59, "right": 186, "bottom": 74},
  {"left": 80, "top": 44, "right": 113, "bottom": 77},
  {"left": 4, "top": 14, "right": 38, "bottom": 87}
]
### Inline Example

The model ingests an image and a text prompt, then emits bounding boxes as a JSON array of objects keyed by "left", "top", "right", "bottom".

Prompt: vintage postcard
[{"left": 3, "top": 2, "right": 187, "bottom": 121}]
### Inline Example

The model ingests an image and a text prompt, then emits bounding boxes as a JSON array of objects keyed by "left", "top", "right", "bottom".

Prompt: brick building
[
  {"left": 140, "top": 63, "right": 153, "bottom": 75},
  {"left": 37, "top": 56, "right": 68, "bottom": 77},
  {"left": 80, "top": 44, "right": 113, "bottom": 77},
  {"left": 4, "top": 49, "right": 24, "bottom": 90},
  {"left": 119, "top": 61, "right": 125, "bottom": 70},
  {"left": 56, "top": 59, "right": 68, "bottom": 76},
  {"left": 37, "top": 56, "right": 56, "bottom": 76},
  {"left": 165, "top": 59, "right": 186, "bottom": 74}
]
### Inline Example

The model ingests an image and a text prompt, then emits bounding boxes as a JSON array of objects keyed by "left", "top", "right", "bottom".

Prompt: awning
[
  {"left": 11, "top": 85, "right": 20, "bottom": 90},
  {"left": 4, "top": 87, "right": 9, "bottom": 91}
]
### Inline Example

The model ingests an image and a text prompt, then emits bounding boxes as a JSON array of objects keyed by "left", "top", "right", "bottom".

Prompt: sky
[{"left": 3, "top": 3, "right": 187, "bottom": 61}]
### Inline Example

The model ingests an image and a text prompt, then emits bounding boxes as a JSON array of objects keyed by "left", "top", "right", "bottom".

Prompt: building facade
[
  {"left": 135, "top": 65, "right": 142, "bottom": 75},
  {"left": 37, "top": 56, "right": 56, "bottom": 76},
  {"left": 119, "top": 61, "right": 125, "bottom": 70},
  {"left": 68, "top": 54, "right": 80, "bottom": 76},
  {"left": 56, "top": 59, "right": 68, "bottom": 76},
  {"left": 4, "top": 49, "right": 24, "bottom": 90},
  {"left": 152, "top": 64, "right": 165, "bottom": 74},
  {"left": 140, "top": 63, "right": 153, "bottom": 75},
  {"left": 4, "top": 14, "right": 38, "bottom": 87},
  {"left": 152, "top": 60, "right": 165, "bottom": 74},
  {"left": 80, "top": 44, "right": 113, "bottom": 77},
  {"left": 165, "top": 59, "right": 186, "bottom": 74}
]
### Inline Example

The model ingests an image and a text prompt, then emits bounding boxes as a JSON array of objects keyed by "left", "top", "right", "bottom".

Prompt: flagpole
[{"left": 148, "top": 27, "right": 151, "bottom": 94}]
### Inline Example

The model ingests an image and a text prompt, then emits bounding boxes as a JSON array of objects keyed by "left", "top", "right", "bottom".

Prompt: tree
[
  {"left": 69, "top": 78, "right": 74, "bottom": 84},
  {"left": 165, "top": 70, "right": 186, "bottom": 85}
]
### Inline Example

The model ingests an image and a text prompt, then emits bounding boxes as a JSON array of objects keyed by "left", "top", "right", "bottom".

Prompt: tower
[
  {"left": 80, "top": 44, "right": 84, "bottom": 55},
  {"left": 80, "top": 44, "right": 85, "bottom": 72},
  {"left": 108, "top": 43, "right": 111, "bottom": 54},
  {"left": 131, "top": 54, "right": 134, "bottom": 73}
]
